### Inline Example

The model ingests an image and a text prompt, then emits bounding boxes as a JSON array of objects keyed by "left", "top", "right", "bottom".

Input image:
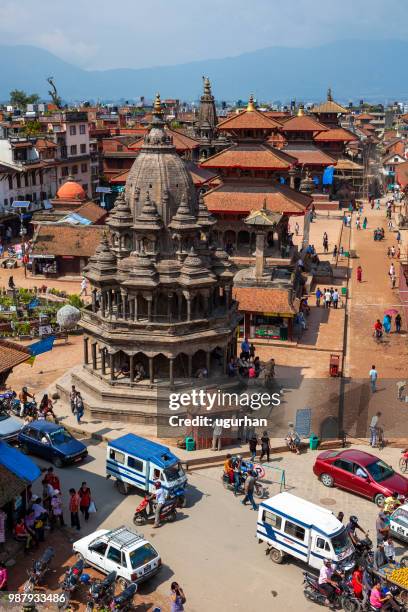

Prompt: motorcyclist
[
  {"left": 346, "top": 515, "right": 369, "bottom": 546},
  {"left": 232, "top": 455, "right": 242, "bottom": 496},
  {"left": 318, "top": 559, "right": 341, "bottom": 606},
  {"left": 18, "top": 386, "right": 34, "bottom": 417}
]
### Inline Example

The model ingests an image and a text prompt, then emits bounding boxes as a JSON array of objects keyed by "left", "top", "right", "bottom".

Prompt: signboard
[
  {"left": 96, "top": 186, "right": 112, "bottom": 194},
  {"left": 11, "top": 201, "right": 31, "bottom": 209},
  {"left": 295, "top": 408, "right": 312, "bottom": 437}
]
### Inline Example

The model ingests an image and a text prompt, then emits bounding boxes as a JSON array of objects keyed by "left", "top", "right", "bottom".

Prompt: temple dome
[
  {"left": 125, "top": 94, "right": 197, "bottom": 226},
  {"left": 56, "top": 176, "right": 86, "bottom": 201}
]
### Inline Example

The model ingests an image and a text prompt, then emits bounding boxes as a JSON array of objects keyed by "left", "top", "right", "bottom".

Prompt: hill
[{"left": 1, "top": 40, "right": 408, "bottom": 102}]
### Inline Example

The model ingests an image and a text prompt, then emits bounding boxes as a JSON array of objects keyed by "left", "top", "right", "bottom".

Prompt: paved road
[{"left": 26, "top": 439, "right": 408, "bottom": 612}]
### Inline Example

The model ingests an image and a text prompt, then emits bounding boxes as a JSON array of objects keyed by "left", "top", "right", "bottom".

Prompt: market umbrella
[{"left": 384, "top": 308, "right": 398, "bottom": 316}]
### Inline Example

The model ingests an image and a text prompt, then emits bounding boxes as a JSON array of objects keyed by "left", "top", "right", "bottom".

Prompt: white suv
[{"left": 73, "top": 526, "right": 161, "bottom": 586}]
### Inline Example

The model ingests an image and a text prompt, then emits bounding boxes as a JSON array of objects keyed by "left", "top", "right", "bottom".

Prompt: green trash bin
[
  {"left": 341, "top": 287, "right": 347, "bottom": 297},
  {"left": 309, "top": 433, "right": 319, "bottom": 450},
  {"left": 185, "top": 437, "right": 195, "bottom": 451}
]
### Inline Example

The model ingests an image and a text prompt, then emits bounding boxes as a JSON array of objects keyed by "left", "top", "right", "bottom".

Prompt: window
[
  {"left": 109, "top": 449, "right": 125, "bottom": 464},
  {"left": 117, "top": 145, "right": 123, "bottom": 152},
  {"left": 31, "top": 171, "right": 36, "bottom": 186},
  {"left": 262, "top": 511, "right": 282, "bottom": 529},
  {"left": 83, "top": 184, "right": 88, "bottom": 192},
  {"left": 4, "top": 199, "right": 8, "bottom": 207},
  {"left": 24, "top": 174, "right": 29, "bottom": 187},
  {"left": 129, "top": 544, "right": 158, "bottom": 569},
  {"left": 121, "top": 552, "right": 127, "bottom": 568},
  {"left": 72, "top": 165, "right": 78, "bottom": 175},
  {"left": 69, "top": 125, "right": 77, "bottom": 136},
  {"left": 79, "top": 124, "right": 86, "bottom": 134},
  {"left": 333, "top": 459, "right": 354, "bottom": 473},
  {"left": 62, "top": 166, "right": 69, "bottom": 177},
  {"left": 16, "top": 174, "right": 21, "bottom": 188},
  {"left": 70, "top": 144, "right": 77, "bottom": 155},
  {"left": 316, "top": 537, "right": 330, "bottom": 552},
  {"left": 81, "top": 163, "right": 88, "bottom": 173},
  {"left": 128, "top": 456, "right": 143, "bottom": 471},
  {"left": 7, "top": 176, "right": 12, "bottom": 190},
  {"left": 106, "top": 546, "right": 121, "bottom": 564},
  {"left": 90, "top": 541, "right": 108, "bottom": 555},
  {"left": 284, "top": 520, "right": 305, "bottom": 541},
  {"left": 26, "top": 427, "right": 41, "bottom": 441},
  {"left": 80, "top": 143, "right": 86, "bottom": 154}
]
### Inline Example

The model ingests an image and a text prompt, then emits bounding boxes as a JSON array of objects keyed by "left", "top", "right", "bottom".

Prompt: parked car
[
  {"left": 313, "top": 449, "right": 408, "bottom": 506},
  {"left": 73, "top": 526, "right": 161, "bottom": 587},
  {"left": 18, "top": 420, "right": 87, "bottom": 467},
  {"left": 0, "top": 409, "right": 23, "bottom": 443},
  {"left": 390, "top": 503, "right": 408, "bottom": 543}
]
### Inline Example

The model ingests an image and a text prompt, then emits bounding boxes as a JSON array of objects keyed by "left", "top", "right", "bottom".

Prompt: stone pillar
[
  {"left": 129, "top": 298, "right": 134, "bottom": 321},
  {"left": 129, "top": 354, "right": 134, "bottom": 383},
  {"left": 100, "top": 348, "right": 106, "bottom": 375},
  {"left": 148, "top": 357, "right": 154, "bottom": 383},
  {"left": 91, "top": 290, "right": 96, "bottom": 313},
  {"left": 107, "top": 290, "right": 112, "bottom": 317},
  {"left": 101, "top": 292, "right": 106, "bottom": 318},
  {"left": 187, "top": 354, "right": 192, "bottom": 378},
  {"left": 116, "top": 291, "right": 122, "bottom": 318},
  {"left": 167, "top": 293, "right": 172, "bottom": 322},
  {"left": 302, "top": 212, "right": 311, "bottom": 250},
  {"left": 147, "top": 298, "right": 152, "bottom": 322},
  {"left": 177, "top": 294, "right": 182, "bottom": 320},
  {"left": 255, "top": 230, "right": 265, "bottom": 280},
  {"left": 225, "top": 285, "right": 231, "bottom": 308},
  {"left": 122, "top": 294, "right": 127, "bottom": 320},
  {"left": 289, "top": 167, "right": 296, "bottom": 190},
  {"left": 169, "top": 357, "right": 175, "bottom": 387},
  {"left": 83, "top": 337, "right": 89, "bottom": 364},
  {"left": 186, "top": 297, "right": 192, "bottom": 322},
  {"left": 206, "top": 351, "right": 211, "bottom": 376},
  {"left": 109, "top": 353, "right": 115, "bottom": 381},
  {"left": 91, "top": 343, "right": 97, "bottom": 370},
  {"left": 134, "top": 296, "right": 138, "bottom": 322}
]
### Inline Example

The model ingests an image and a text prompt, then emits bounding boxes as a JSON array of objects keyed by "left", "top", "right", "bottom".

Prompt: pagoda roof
[
  {"left": 356, "top": 112, "right": 375, "bottom": 120},
  {"left": 281, "top": 115, "right": 329, "bottom": 132},
  {"left": 334, "top": 158, "right": 363, "bottom": 171},
  {"left": 200, "top": 143, "right": 296, "bottom": 170},
  {"left": 203, "top": 181, "right": 312, "bottom": 215},
  {"left": 314, "top": 127, "right": 358, "bottom": 143},
  {"left": 311, "top": 100, "right": 348, "bottom": 114},
  {"left": 216, "top": 108, "right": 281, "bottom": 131},
  {"left": 185, "top": 161, "right": 218, "bottom": 186},
  {"left": 282, "top": 143, "right": 336, "bottom": 166},
  {"left": 233, "top": 286, "right": 295, "bottom": 316}
]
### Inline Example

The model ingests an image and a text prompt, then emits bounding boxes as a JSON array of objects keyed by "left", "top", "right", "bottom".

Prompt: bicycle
[
  {"left": 375, "top": 427, "right": 385, "bottom": 450},
  {"left": 399, "top": 450, "right": 408, "bottom": 473}
]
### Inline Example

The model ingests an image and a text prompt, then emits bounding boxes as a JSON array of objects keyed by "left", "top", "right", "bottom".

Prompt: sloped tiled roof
[
  {"left": 282, "top": 143, "right": 336, "bottom": 166},
  {"left": 200, "top": 143, "right": 296, "bottom": 170},
  {"left": 217, "top": 109, "right": 281, "bottom": 131},
  {"left": 281, "top": 115, "right": 328, "bottom": 132},
  {"left": 32, "top": 224, "right": 105, "bottom": 257},
  {"left": 312, "top": 100, "right": 348, "bottom": 114},
  {"left": 314, "top": 128, "right": 358, "bottom": 143},
  {"left": 233, "top": 286, "right": 296, "bottom": 315},
  {"left": 75, "top": 201, "right": 107, "bottom": 224},
  {"left": 0, "top": 340, "right": 30, "bottom": 373},
  {"left": 204, "top": 181, "right": 312, "bottom": 214}
]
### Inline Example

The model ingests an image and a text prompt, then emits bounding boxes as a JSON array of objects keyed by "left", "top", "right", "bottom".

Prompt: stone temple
[{"left": 59, "top": 95, "right": 240, "bottom": 424}]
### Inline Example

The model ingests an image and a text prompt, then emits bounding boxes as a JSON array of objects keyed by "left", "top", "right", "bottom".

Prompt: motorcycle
[
  {"left": 59, "top": 558, "right": 85, "bottom": 608},
  {"left": 86, "top": 571, "right": 117, "bottom": 611},
  {"left": 23, "top": 547, "right": 55, "bottom": 593},
  {"left": 0, "top": 391, "right": 16, "bottom": 413},
  {"left": 170, "top": 487, "right": 186, "bottom": 508},
  {"left": 133, "top": 496, "right": 177, "bottom": 526},
  {"left": 353, "top": 535, "right": 374, "bottom": 567},
  {"left": 109, "top": 582, "right": 137, "bottom": 611},
  {"left": 303, "top": 571, "right": 360, "bottom": 611},
  {"left": 221, "top": 470, "right": 267, "bottom": 499}
]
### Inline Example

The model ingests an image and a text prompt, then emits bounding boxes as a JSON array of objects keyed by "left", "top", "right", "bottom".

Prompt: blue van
[
  {"left": 106, "top": 433, "right": 187, "bottom": 505},
  {"left": 18, "top": 421, "right": 88, "bottom": 467}
]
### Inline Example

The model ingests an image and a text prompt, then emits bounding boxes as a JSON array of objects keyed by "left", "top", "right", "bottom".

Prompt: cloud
[{"left": 0, "top": 0, "right": 408, "bottom": 69}]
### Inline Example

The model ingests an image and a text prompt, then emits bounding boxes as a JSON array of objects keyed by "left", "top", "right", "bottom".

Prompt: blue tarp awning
[{"left": 0, "top": 441, "right": 41, "bottom": 483}]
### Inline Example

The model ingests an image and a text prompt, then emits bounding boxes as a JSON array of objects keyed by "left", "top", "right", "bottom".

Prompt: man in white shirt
[
  {"left": 80, "top": 277, "right": 88, "bottom": 297},
  {"left": 318, "top": 559, "right": 338, "bottom": 605},
  {"left": 369, "top": 365, "right": 378, "bottom": 393},
  {"left": 324, "top": 289, "right": 331, "bottom": 308},
  {"left": 153, "top": 482, "right": 167, "bottom": 528},
  {"left": 332, "top": 289, "right": 339, "bottom": 309},
  {"left": 369, "top": 411, "right": 381, "bottom": 447}
]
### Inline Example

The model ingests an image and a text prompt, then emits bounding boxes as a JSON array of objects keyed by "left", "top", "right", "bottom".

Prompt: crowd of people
[
  {"left": 227, "top": 338, "right": 267, "bottom": 379},
  {"left": 315, "top": 286, "right": 340, "bottom": 309}
]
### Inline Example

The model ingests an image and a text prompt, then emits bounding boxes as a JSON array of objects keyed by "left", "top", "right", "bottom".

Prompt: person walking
[
  {"left": 79, "top": 277, "right": 88, "bottom": 297},
  {"left": 357, "top": 266, "right": 363, "bottom": 283},
  {"left": 259, "top": 431, "right": 271, "bottom": 463},
  {"left": 74, "top": 392, "right": 84, "bottom": 424},
  {"left": 211, "top": 422, "right": 223, "bottom": 451},
  {"left": 69, "top": 488, "right": 81, "bottom": 531},
  {"left": 324, "top": 288, "right": 331, "bottom": 308},
  {"left": 170, "top": 582, "right": 186, "bottom": 612},
  {"left": 332, "top": 245, "right": 338, "bottom": 258},
  {"left": 78, "top": 482, "right": 91, "bottom": 522},
  {"left": 44, "top": 466, "right": 61, "bottom": 494},
  {"left": 369, "top": 411, "right": 381, "bottom": 447},
  {"left": 389, "top": 263, "right": 395, "bottom": 279},
  {"left": 315, "top": 287, "right": 322, "bottom": 307},
  {"left": 69, "top": 385, "right": 77, "bottom": 414},
  {"left": 391, "top": 246, "right": 396, "bottom": 258},
  {"left": 51, "top": 490, "right": 65, "bottom": 528},
  {"left": 294, "top": 222, "right": 299, "bottom": 236},
  {"left": 369, "top": 366, "right": 378, "bottom": 393},
  {"left": 241, "top": 471, "right": 258, "bottom": 510},
  {"left": 395, "top": 313, "right": 402, "bottom": 333},
  {"left": 249, "top": 433, "right": 258, "bottom": 461},
  {"left": 332, "top": 289, "right": 339, "bottom": 309},
  {"left": 363, "top": 217, "right": 367, "bottom": 229}
]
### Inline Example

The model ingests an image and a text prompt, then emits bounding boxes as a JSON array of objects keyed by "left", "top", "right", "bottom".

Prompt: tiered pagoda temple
[
  {"left": 68, "top": 94, "right": 240, "bottom": 423},
  {"left": 200, "top": 96, "right": 313, "bottom": 256}
]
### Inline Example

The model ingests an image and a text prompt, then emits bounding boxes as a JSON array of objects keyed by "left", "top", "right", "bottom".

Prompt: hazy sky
[{"left": 1, "top": 0, "right": 408, "bottom": 70}]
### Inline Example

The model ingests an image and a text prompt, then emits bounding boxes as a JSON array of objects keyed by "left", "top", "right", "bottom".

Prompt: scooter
[
  {"left": 133, "top": 496, "right": 177, "bottom": 526},
  {"left": 23, "top": 547, "right": 55, "bottom": 593},
  {"left": 59, "top": 558, "right": 85, "bottom": 608},
  {"left": 302, "top": 571, "right": 360, "bottom": 611},
  {"left": 109, "top": 582, "right": 137, "bottom": 611},
  {"left": 86, "top": 571, "right": 117, "bottom": 611},
  {"left": 221, "top": 470, "right": 267, "bottom": 499}
]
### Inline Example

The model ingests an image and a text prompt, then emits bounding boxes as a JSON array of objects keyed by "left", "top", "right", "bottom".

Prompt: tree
[
  {"left": 9, "top": 90, "right": 41, "bottom": 109},
  {"left": 46, "top": 77, "right": 62, "bottom": 109},
  {"left": 22, "top": 120, "right": 42, "bottom": 137}
]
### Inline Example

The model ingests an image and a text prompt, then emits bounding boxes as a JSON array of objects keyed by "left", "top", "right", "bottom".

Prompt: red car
[{"left": 313, "top": 449, "right": 408, "bottom": 507}]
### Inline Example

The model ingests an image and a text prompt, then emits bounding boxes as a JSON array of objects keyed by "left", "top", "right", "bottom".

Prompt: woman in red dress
[{"left": 356, "top": 266, "right": 362, "bottom": 282}]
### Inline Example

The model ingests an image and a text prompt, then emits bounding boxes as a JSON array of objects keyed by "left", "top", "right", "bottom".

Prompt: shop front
[{"left": 30, "top": 254, "right": 57, "bottom": 276}]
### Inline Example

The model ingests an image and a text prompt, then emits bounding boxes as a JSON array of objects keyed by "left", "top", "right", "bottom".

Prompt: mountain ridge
[{"left": 1, "top": 40, "right": 408, "bottom": 102}]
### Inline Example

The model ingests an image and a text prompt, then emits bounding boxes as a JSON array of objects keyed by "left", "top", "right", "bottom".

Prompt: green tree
[
  {"left": 9, "top": 90, "right": 41, "bottom": 109},
  {"left": 22, "top": 120, "right": 42, "bottom": 137}
]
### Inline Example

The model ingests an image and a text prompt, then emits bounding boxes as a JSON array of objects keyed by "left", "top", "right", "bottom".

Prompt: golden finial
[
  {"left": 153, "top": 92, "right": 162, "bottom": 114},
  {"left": 327, "top": 87, "right": 333, "bottom": 102},
  {"left": 297, "top": 104, "right": 305, "bottom": 117},
  {"left": 247, "top": 94, "right": 255, "bottom": 112}
]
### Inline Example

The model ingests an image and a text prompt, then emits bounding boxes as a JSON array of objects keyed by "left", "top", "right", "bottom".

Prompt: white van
[{"left": 257, "top": 492, "right": 355, "bottom": 571}]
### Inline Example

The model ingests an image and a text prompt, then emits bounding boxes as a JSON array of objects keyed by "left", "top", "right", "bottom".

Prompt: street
[{"left": 12, "top": 439, "right": 408, "bottom": 611}]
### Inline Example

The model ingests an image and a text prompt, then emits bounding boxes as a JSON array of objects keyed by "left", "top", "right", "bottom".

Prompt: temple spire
[
  {"left": 203, "top": 76, "right": 212, "bottom": 96},
  {"left": 153, "top": 92, "right": 163, "bottom": 116},
  {"left": 327, "top": 87, "right": 333, "bottom": 101},
  {"left": 297, "top": 104, "right": 305, "bottom": 117},
  {"left": 247, "top": 94, "right": 255, "bottom": 112}
]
